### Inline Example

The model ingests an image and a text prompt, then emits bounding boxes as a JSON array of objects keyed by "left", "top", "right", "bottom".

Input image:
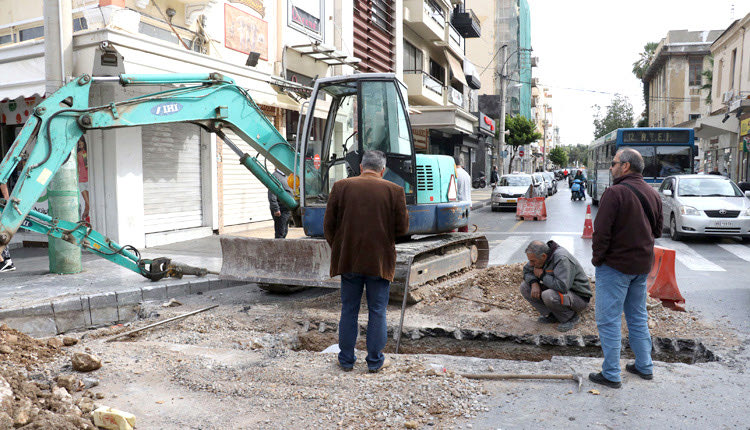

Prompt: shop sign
[
  {"left": 743, "top": 135, "right": 750, "bottom": 153},
  {"left": 291, "top": 5, "right": 321, "bottom": 34},
  {"left": 741, "top": 118, "right": 750, "bottom": 137},
  {"left": 313, "top": 154, "right": 321, "bottom": 169},
  {"left": 230, "top": 0, "right": 265, "bottom": 17},
  {"left": 476, "top": 112, "right": 495, "bottom": 135},
  {"left": 0, "top": 97, "right": 39, "bottom": 125},
  {"left": 224, "top": 3, "right": 268, "bottom": 59}
]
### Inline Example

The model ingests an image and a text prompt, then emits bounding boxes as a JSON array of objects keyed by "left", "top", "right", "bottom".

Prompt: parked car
[
  {"left": 532, "top": 173, "right": 548, "bottom": 198},
  {"left": 491, "top": 174, "right": 543, "bottom": 211},
  {"left": 659, "top": 174, "right": 750, "bottom": 241},
  {"left": 542, "top": 172, "right": 557, "bottom": 195}
]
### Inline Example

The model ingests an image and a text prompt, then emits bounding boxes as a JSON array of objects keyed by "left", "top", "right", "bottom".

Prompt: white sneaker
[{"left": 0, "top": 260, "right": 16, "bottom": 273}]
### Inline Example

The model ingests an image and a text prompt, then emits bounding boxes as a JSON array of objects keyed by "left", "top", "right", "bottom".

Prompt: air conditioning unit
[{"left": 722, "top": 89, "right": 735, "bottom": 104}]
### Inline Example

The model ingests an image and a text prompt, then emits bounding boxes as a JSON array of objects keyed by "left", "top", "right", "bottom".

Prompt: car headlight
[
  {"left": 744, "top": 207, "right": 750, "bottom": 216},
  {"left": 679, "top": 205, "right": 701, "bottom": 216}
]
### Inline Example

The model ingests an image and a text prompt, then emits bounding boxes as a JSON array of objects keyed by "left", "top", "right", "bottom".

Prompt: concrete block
[
  {"left": 141, "top": 285, "right": 167, "bottom": 301},
  {"left": 116, "top": 288, "right": 142, "bottom": 307},
  {"left": 0, "top": 307, "right": 25, "bottom": 319},
  {"left": 22, "top": 303, "right": 54, "bottom": 317},
  {"left": 166, "top": 283, "right": 190, "bottom": 299},
  {"left": 117, "top": 304, "right": 139, "bottom": 323},
  {"left": 4, "top": 316, "right": 58, "bottom": 337},
  {"left": 207, "top": 278, "right": 224, "bottom": 291},
  {"left": 88, "top": 292, "right": 119, "bottom": 326},
  {"left": 189, "top": 280, "right": 210, "bottom": 295},
  {"left": 52, "top": 298, "right": 87, "bottom": 334}
]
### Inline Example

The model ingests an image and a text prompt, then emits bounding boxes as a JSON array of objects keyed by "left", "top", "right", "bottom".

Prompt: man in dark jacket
[
  {"left": 324, "top": 150, "right": 409, "bottom": 373},
  {"left": 490, "top": 166, "right": 500, "bottom": 186},
  {"left": 520, "top": 240, "right": 592, "bottom": 332},
  {"left": 268, "top": 168, "right": 294, "bottom": 238},
  {"left": 589, "top": 148, "right": 663, "bottom": 389}
]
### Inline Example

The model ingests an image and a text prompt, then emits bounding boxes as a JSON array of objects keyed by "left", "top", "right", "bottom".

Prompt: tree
[
  {"left": 503, "top": 115, "right": 542, "bottom": 171},
  {"left": 548, "top": 146, "right": 568, "bottom": 168},
  {"left": 632, "top": 41, "right": 659, "bottom": 126},
  {"left": 562, "top": 144, "right": 588, "bottom": 167},
  {"left": 593, "top": 94, "right": 634, "bottom": 139}
]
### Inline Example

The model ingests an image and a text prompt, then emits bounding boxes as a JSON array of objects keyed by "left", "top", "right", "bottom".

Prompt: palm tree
[
  {"left": 632, "top": 42, "right": 659, "bottom": 127},
  {"left": 701, "top": 55, "right": 714, "bottom": 105}
]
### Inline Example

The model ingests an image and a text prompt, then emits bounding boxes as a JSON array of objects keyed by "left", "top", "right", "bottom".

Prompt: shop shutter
[
  {"left": 220, "top": 129, "right": 273, "bottom": 226},
  {"left": 141, "top": 123, "right": 204, "bottom": 233}
]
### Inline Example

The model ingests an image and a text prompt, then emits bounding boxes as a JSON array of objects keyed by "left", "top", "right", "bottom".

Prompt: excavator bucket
[{"left": 219, "top": 236, "right": 340, "bottom": 292}]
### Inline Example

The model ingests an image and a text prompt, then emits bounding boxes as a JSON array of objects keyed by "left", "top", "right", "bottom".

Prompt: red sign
[
  {"left": 313, "top": 154, "right": 321, "bottom": 169},
  {"left": 519, "top": 150, "right": 525, "bottom": 157}
]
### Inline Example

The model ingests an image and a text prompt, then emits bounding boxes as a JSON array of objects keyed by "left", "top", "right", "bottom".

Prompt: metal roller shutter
[
  {"left": 220, "top": 129, "right": 273, "bottom": 226},
  {"left": 142, "top": 123, "right": 204, "bottom": 233}
]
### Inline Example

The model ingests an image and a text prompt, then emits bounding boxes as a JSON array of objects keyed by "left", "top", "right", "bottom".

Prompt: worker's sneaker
[
  {"left": 588, "top": 372, "right": 621, "bottom": 389},
  {"left": 625, "top": 363, "right": 653, "bottom": 380},
  {"left": 557, "top": 313, "right": 580, "bottom": 332},
  {"left": 537, "top": 314, "right": 558, "bottom": 324},
  {"left": 338, "top": 363, "right": 353, "bottom": 372},
  {"left": 0, "top": 260, "right": 16, "bottom": 273},
  {"left": 368, "top": 358, "right": 392, "bottom": 374}
]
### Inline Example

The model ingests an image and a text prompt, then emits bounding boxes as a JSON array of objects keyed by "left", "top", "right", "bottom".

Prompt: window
[
  {"left": 689, "top": 113, "right": 701, "bottom": 121},
  {"left": 731, "top": 49, "right": 737, "bottom": 89},
  {"left": 361, "top": 81, "right": 412, "bottom": 156},
  {"left": 0, "top": 34, "right": 14, "bottom": 46},
  {"left": 426, "top": 0, "right": 446, "bottom": 27},
  {"left": 403, "top": 40, "right": 423, "bottom": 73},
  {"left": 73, "top": 17, "right": 88, "bottom": 32},
  {"left": 688, "top": 57, "right": 703, "bottom": 86},
  {"left": 19, "top": 26, "right": 43, "bottom": 41},
  {"left": 370, "top": 0, "right": 392, "bottom": 33},
  {"left": 429, "top": 58, "right": 445, "bottom": 84}
]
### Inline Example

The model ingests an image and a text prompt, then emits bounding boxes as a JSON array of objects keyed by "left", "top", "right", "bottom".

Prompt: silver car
[
  {"left": 532, "top": 173, "right": 549, "bottom": 198},
  {"left": 491, "top": 174, "right": 544, "bottom": 211},
  {"left": 659, "top": 174, "right": 750, "bottom": 241}
]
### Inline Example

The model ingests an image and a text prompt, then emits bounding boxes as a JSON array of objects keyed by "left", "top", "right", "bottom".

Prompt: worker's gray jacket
[
  {"left": 268, "top": 170, "right": 294, "bottom": 213},
  {"left": 523, "top": 240, "right": 592, "bottom": 300}
]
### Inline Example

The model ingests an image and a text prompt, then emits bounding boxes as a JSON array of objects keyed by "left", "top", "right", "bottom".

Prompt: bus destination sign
[{"left": 622, "top": 130, "right": 690, "bottom": 144}]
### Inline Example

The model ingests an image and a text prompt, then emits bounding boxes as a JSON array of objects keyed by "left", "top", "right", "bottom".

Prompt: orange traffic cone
[
  {"left": 647, "top": 246, "right": 686, "bottom": 311},
  {"left": 581, "top": 204, "right": 593, "bottom": 239}
]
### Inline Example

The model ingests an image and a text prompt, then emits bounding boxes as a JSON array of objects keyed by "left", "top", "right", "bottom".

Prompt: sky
[{"left": 529, "top": 0, "right": 750, "bottom": 147}]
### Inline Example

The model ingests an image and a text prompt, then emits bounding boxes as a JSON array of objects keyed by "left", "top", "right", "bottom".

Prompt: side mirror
[{"left": 663, "top": 189, "right": 673, "bottom": 197}]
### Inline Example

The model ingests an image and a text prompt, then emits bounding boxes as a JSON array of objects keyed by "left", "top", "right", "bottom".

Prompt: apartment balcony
[
  {"left": 447, "top": 86, "right": 463, "bottom": 107},
  {"left": 450, "top": 8, "right": 480, "bottom": 38},
  {"left": 404, "top": 0, "right": 447, "bottom": 42},
  {"left": 446, "top": 24, "right": 464, "bottom": 59},
  {"left": 404, "top": 71, "right": 445, "bottom": 106}
]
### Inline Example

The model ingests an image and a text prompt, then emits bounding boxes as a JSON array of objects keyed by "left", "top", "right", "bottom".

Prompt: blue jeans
[
  {"left": 594, "top": 264, "right": 653, "bottom": 382},
  {"left": 338, "top": 273, "right": 390, "bottom": 370}
]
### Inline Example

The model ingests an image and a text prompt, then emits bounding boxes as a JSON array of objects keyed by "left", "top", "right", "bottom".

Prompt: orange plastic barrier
[
  {"left": 515, "top": 197, "right": 547, "bottom": 221},
  {"left": 647, "top": 245, "right": 686, "bottom": 311},
  {"left": 581, "top": 204, "right": 593, "bottom": 239}
]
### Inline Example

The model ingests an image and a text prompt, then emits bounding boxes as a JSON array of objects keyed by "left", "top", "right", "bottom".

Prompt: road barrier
[
  {"left": 581, "top": 205, "right": 593, "bottom": 239},
  {"left": 515, "top": 197, "right": 547, "bottom": 221},
  {"left": 647, "top": 245, "right": 685, "bottom": 311}
]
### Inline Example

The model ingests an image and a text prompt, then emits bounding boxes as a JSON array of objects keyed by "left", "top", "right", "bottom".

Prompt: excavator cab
[{"left": 295, "top": 74, "right": 418, "bottom": 236}]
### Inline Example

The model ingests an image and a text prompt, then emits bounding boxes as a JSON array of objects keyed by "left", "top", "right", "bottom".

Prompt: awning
[
  {"left": 445, "top": 51, "right": 468, "bottom": 87},
  {"left": 288, "top": 42, "right": 361, "bottom": 68},
  {"left": 694, "top": 114, "right": 739, "bottom": 139},
  {"left": 0, "top": 56, "right": 45, "bottom": 101},
  {"left": 463, "top": 59, "right": 480, "bottom": 90}
]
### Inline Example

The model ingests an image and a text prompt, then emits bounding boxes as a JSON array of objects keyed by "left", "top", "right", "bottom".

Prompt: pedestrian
[
  {"left": 324, "top": 150, "right": 409, "bottom": 373},
  {"left": 77, "top": 136, "right": 90, "bottom": 223},
  {"left": 454, "top": 157, "right": 472, "bottom": 232},
  {"left": 520, "top": 240, "right": 592, "bottom": 332},
  {"left": 490, "top": 166, "right": 500, "bottom": 187},
  {"left": 0, "top": 183, "right": 15, "bottom": 272},
  {"left": 590, "top": 148, "right": 662, "bottom": 388},
  {"left": 268, "top": 168, "right": 295, "bottom": 239}
]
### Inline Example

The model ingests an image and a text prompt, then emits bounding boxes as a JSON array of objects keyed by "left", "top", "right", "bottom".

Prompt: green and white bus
[{"left": 586, "top": 128, "right": 696, "bottom": 205}]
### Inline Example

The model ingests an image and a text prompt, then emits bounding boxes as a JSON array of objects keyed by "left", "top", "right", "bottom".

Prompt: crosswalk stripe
[
  {"left": 656, "top": 239, "right": 725, "bottom": 272},
  {"left": 550, "top": 235, "right": 575, "bottom": 255},
  {"left": 718, "top": 243, "right": 750, "bottom": 262},
  {"left": 490, "top": 235, "right": 530, "bottom": 265}
]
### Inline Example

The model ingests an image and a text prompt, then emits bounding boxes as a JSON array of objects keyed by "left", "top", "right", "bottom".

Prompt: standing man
[
  {"left": 0, "top": 183, "right": 15, "bottom": 272},
  {"left": 489, "top": 166, "right": 500, "bottom": 187},
  {"left": 455, "top": 157, "right": 472, "bottom": 233},
  {"left": 590, "top": 148, "right": 662, "bottom": 388},
  {"left": 324, "top": 150, "right": 409, "bottom": 373},
  {"left": 268, "top": 168, "right": 294, "bottom": 239}
]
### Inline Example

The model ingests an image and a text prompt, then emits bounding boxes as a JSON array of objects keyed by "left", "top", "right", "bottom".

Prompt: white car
[
  {"left": 532, "top": 173, "right": 549, "bottom": 198},
  {"left": 491, "top": 174, "right": 544, "bottom": 211},
  {"left": 659, "top": 174, "right": 750, "bottom": 241}
]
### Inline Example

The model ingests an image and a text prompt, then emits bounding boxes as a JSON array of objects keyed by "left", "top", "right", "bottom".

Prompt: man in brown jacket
[
  {"left": 589, "top": 148, "right": 663, "bottom": 389},
  {"left": 324, "top": 150, "right": 409, "bottom": 373}
]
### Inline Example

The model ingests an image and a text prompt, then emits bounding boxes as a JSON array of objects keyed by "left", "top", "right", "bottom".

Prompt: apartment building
[
  {"left": 531, "top": 85, "right": 553, "bottom": 171},
  {"left": 0, "top": 0, "right": 358, "bottom": 247}
]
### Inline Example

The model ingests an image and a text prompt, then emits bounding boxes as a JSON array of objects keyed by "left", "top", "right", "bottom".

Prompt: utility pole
[
  {"left": 44, "top": 0, "right": 82, "bottom": 274},
  {"left": 498, "top": 45, "right": 508, "bottom": 175}
]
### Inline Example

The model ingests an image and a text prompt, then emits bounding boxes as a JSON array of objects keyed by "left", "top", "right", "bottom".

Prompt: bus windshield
[{"left": 622, "top": 145, "right": 692, "bottom": 178}]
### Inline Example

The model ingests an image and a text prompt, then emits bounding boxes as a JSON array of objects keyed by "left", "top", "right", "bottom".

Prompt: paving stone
[
  {"left": 166, "top": 283, "right": 190, "bottom": 299},
  {"left": 88, "top": 293, "right": 119, "bottom": 326},
  {"left": 115, "top": 288, "right": 142, "bottom": 306},
  {"left": 141, "top": 285, "right": 168, "bottom": 301}
]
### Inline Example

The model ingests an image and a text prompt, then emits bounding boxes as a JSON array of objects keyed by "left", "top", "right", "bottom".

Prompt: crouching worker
[{"left": 520, "top": 240, "right": 592, "bottom": 332}]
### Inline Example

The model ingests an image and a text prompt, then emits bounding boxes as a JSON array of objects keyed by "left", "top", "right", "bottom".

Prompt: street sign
[
  {"left": 313, "top": 154, "right": 321, "bottom": 169},
  {"left": 519, "top": 150, "right": 525, "bottom": 157}
]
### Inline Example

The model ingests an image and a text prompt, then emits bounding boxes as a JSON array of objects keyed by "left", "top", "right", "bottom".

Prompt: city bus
[{"left": 586, "top": 128, "right": 696, "bottom": 205}]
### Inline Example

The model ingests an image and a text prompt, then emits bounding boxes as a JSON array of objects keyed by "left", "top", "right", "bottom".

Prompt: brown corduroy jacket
[{"left": 324, "top": 171, "right": 409, "bottom": 281}]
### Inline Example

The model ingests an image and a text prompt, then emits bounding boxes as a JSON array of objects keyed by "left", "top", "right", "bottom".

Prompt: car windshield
[
  {"left": 677, "top": 178, "right": 743, "bottom": 197},
  {"left": 500, "top": 176, "right": 532, "bottom": 186},
  {"left": 543, "top": 173, "right": 553, "bottom": 181}
]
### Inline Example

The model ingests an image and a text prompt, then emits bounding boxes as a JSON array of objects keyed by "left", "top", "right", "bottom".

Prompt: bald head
[{"left": 616, "top": 148, "right": 644, "bottom": 174}]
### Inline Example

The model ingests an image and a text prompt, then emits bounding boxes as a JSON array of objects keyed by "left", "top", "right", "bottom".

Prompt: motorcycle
[
  {"left": 570, "top": 179, "right": 585, "bottom": 201},
  {"left": 472, "top": 171, "right": 487, "bottom": 189}
]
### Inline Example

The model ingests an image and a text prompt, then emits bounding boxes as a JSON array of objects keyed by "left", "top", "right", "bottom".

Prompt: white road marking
[
  {"left": 490, "top": 235, "right": 530, "bottom": 265},
  {"left": 718, "top": 243, "right": 750, "bottom": 263},
  {"left": 550, "top": 235, "right": 575, "bottom": 254},
  {"left": 483, "top": 231, "right": 582, "bottom": 236},
  {"left": 656, "top": 239, "right": 725, "bottom": 272}
]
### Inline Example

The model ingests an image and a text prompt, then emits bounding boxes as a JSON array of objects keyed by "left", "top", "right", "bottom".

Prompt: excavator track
[{"left": 219, "top": 233, "right": 489, "bottom": 303}]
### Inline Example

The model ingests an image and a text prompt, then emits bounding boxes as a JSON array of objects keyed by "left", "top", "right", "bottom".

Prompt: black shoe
[
  {"left": 537, "top": 314, "right": 558, "bottom": 324},
  {"left": 0, "top": 260, "right": 15, "bottom": 273},
  {"left": 338, "top": 363, "right": 353, "bottom": 372},
  {"left": 625, "top": 363, "right": 653, "bottom": 380},
  {"left": 588, "top": 372, "right": 621, "bottom": 389},
  {"left": 557, "top": 313, "right": 580, "bottom": 332}
]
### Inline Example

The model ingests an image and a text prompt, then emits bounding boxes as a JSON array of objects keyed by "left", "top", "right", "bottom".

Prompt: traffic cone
[{"left": 581, "top": 205, "right": 594, "bottom": 239}]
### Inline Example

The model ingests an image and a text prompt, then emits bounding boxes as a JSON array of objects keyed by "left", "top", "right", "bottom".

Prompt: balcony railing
[
  {"left": 425, "top": 1, "right": 446, "bottom": 29},
  {"left": 449, "top": 86, "right": 463, "bottom": 106},
  {"left": 448, "top": 24, "right": 463, "bottom": 53},
  {"left": 451, "top": 8, "right": 480, "bottom": 38},
  {"left": 424, "top": 73, "right": 444, "bottom": 95}
]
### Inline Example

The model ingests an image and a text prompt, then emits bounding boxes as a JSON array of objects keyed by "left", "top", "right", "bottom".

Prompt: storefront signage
[
  {"left": 230, "top": 0, "right": 265, "bottom": 17},
  {"left": 224, "top": 3, "right": 268, "bottom": 59},
  {"left": 291, "top": 5, "right": 320, "bottom": 34},
  {"left": 741, "top": 117, "right": 750, "bottom": 137}
]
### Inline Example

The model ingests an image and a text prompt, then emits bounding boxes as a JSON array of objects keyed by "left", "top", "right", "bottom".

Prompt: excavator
[{"left": 0, "top": 72, "right": 488, "bottom": 302}]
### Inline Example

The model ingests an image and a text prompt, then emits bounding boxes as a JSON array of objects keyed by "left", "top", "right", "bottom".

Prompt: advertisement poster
[{"left": 224, "top": 3, "right": 268, "bottom": 59}]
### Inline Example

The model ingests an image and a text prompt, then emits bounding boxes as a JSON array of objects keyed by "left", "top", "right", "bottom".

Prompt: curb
[
  {"left": 0, "top": 277, "right": 247, "bottom": 337},
  {"left": 471, "top": 198, "right": 491, "bottom": 211}
]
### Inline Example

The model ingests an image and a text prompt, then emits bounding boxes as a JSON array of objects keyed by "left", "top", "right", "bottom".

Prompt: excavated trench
[{"left": 294, "top": 321, "right": 718, "bottom": 365}]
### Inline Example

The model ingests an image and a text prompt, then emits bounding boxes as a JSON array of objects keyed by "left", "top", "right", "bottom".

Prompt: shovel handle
[{"left": 460, "top": 373, "right": 577, "bottom": 381}]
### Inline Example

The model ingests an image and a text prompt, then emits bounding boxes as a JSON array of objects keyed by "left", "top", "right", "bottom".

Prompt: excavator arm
[{"left": 0, "top": 73, "right": 299, "bottom": 253}]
